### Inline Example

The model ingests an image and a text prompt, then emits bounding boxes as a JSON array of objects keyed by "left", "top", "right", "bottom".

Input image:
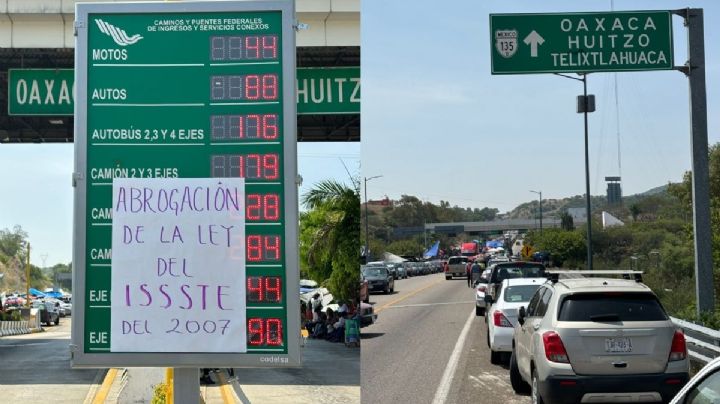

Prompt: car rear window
[
  {"left": 503, "top": 285, "right": 541, "bottom": 303},
  {"left": 493, "top": 264, "right": 545, "bottom": 282},
  {"left": 558, "top": 293, "right": 668, "bottom": 322},
  {"left": 448, "top": 257, "right": 468, "bottom": 265}
]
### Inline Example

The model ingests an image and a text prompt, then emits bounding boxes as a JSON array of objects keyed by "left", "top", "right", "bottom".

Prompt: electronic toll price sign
[{"left": 72, "top": 1, "right": 299, "bottom": 368}]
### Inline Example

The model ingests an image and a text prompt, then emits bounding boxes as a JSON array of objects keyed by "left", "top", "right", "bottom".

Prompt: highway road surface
[
  {"left": 0, "top": 316, "right": 104, "bottom": 402},
  {"left": 361, "top": 272, "right": 530, "bottom": 404}
]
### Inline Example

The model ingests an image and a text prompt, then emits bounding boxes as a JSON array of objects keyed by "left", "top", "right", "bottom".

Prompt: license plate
[{"left": 605, "top": 337, "right": 632, "bottom": 353}]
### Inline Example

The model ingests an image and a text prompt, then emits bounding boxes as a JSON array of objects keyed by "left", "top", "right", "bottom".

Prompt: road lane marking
[
  {"left": 387, "top": 300, "right": 475, "bottom": 309},
  {"left": 217, "top": 370, "right": 238, "bottom": 404},
  {"left": 431, "top": 309, "right": 475, "bottom": 404},
  {"left": 92, "top": 368, "right": 119, "bottom": 404},
  {"left": 375, "top": 278, "right": 445, "bottom": 313}
]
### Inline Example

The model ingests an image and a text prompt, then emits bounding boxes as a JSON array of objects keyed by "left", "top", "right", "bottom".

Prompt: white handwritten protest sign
[{"left": 110, "top": 178, "right": 246, "bottom": 352}]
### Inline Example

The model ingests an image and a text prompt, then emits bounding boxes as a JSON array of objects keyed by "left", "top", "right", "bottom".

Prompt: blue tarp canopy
[
  {"left": 423, "top": 241, "right": 440, "bottom": 258},
  {"left": 485, "top": 240, "right": 504, "bottom": 248},
  {"left": 29, "top": 288, "right": 46, "bottom": 297},
  {"left": 44, "top": 291, "right": 64, "bottom": 298}
]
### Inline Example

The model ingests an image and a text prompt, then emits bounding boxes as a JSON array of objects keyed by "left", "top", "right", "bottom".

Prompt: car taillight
[
  {"left": 477, "top": 285, "right": 486, "bottom": 292},
  {"left": 493, "top": 311, "right": 512, "bottom": 327},
  {"left": 669, "top": 330, "right": 687, "bottom": 361},
  {"left": 543, "top": 331, "right": 570, "bottom": 363}
]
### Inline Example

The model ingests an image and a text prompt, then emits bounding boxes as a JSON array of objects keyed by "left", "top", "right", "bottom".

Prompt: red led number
[
  {"left": 247, "top": 276, "right": 282, "bottom": 303},
  {"left": 261, "top": 35, "right": 277, "bottom": 58},
  {"left": 248, "top": 318, "right": 283, "bottom": 346},
  {"left": 235, "top": 154, "right": 279, "bottom": 180},
  {"left": 245, "top": 36, "right": 260, "bottom": 59},
  {"left": 244, "top": 75, "right": 278, "bottom": 100},
  {"left": 234, "top": 114, "right": 278, "bottom": 140},
  {"left": 246, "top": 194, "right": 280, "bottom": 221},
  {"left": 247, "top": 235, "right": 281, "bottom": 262}
]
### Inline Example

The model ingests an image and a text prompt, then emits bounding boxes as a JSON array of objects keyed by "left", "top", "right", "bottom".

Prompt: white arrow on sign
[{"left": 523, "top": 30, "right": 545, "bottom": 57}]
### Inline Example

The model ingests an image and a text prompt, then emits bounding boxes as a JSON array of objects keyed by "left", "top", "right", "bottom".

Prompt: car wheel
[
  {"left": 384, "top": 285, "right": 389, "bottom": 294},
  {"left": 531, "top": 368, "right": 544, "bottom": 404},
  {"left": 445, "top": 276, "right": 452, "bottom": 280},
  {"left": 509, "top": 349, "right": 530, "bottom": 394},
  {"left": 54, "top": 317, "right": 60, "bottom": 326},
  {"left": 476, "top": 306, "right": 484, "bottom": 317}
]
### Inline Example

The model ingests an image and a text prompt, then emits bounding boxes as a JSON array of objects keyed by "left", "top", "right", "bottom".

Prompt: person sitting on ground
[
  {"left": 327, "top": 305, "right": 348, "bottom": 342},
  {"left": 312, "top": 312, "right": 328, "bottom": 339}
]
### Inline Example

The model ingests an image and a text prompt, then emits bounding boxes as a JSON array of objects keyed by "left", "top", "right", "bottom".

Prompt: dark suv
[{"left": 39, "top": 301, "right": 60, "bottom": 326}]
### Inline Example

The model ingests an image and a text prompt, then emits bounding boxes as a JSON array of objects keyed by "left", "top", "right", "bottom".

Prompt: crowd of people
[{"left": 302, "top": 293, "right": 357, "bottom": 344}]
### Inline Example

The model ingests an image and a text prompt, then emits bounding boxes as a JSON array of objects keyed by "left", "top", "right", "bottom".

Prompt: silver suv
[{"left": 510, "top": 270, "right": 689, "bottom": 404}]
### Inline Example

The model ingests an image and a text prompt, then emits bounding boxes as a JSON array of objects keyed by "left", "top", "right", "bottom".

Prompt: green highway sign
[
  {"left": 8, "top": 67, "right": 359, "bottom": 116},
  {"left": 490, "top": 11, "right": 674, "bottom": 74},
  {"left": 297, "top": 67, "right": 359, "bottom": 115},
  {"left": 8, "top": 69, "right": 74, "bottom": 115},
  {"left": 72, "top": 1, "right": 299, "bottom": 368}
]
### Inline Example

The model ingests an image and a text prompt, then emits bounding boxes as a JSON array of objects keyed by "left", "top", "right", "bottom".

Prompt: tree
[
  {"left": 560, "top": 211, "right": 574, "bottom": 231},
  {"left": 629, "top": 204, "right": 641, "bottom": 222},
  {"left": 300, "top": 179, "right": 360, "bottom": 302}
]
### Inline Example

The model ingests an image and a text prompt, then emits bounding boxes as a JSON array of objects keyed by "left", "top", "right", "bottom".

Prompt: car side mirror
[
  {"left": 518, "top": 306, "right": 526, "bottom": 325},
  {"left": 484, "top": 295, "right": 493, "bottom": 304}
]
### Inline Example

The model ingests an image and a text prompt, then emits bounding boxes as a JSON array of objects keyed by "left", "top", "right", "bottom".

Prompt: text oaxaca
[{"left": 553, "top": 15, "right": 669, "bottom": 68}]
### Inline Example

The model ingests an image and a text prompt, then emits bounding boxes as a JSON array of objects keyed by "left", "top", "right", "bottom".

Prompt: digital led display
[{"left": 210, "top": 74, "right": 278, "bottom": 101}]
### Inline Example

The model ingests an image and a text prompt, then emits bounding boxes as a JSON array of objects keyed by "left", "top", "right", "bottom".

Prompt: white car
[
  {"left": 670, "top": 355, "right": 720, "bottom": 403},
  {"left": 485, "top": 278, "right": 542, "bottom": 364},
  {"left": 474, "top": 269, "right": 491, "bottom": 316}
]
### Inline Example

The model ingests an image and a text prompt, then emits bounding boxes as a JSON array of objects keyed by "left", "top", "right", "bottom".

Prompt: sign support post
[
  {"left": 679, "top": 8, "right": 714, "bottom": 315},
  {"left": 174, "top": 368, "right": 199, "bottom": 404}
]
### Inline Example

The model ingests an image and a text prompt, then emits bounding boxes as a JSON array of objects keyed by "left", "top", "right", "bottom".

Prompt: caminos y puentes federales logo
[{"left": 95, "top": 19, "right": 143, "bottom": 46}]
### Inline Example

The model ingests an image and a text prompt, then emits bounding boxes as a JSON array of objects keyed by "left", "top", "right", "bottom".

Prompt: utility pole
[{"left": 25, "top": 243, "right": 30, "bottom": 307}]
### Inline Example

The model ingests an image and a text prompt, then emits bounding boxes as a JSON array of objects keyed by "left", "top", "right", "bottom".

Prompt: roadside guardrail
[{"left": 671, "top": 316, "right": 720, "bottom": 364}]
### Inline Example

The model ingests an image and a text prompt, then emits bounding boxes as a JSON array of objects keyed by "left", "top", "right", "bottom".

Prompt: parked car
[
  {"left": 486, "top": 261, "right": 545, "bottom": 303},
  {"left": 360, "top": 275, "right": 369, "bottom": 303},
  {"left": 485, "top": 278, "right": 542, "bottom": 363},
  {"left": 37, "top": 300, "right": 60, "bottom": 326},
  {"left": 669, "top": 354, "right": 720, "bottom": 403},
  {"left": 474, "top": 269, "right": 492, "bottom": 316},
  {"left": 60, "top": 301, "right": 72, "bottom": 316},
  {"left": 510, "top": 271, "right": 689, "bottom": 404},
  {"left": 396, "top": 264, "right": 407, "bottom": 279},
  {"left": 359, "top": 302, "right": 377, "bottom": 327},
  {"left": 361, "top": 264, "right": 394, "bottom": 294},
  {"left": 402, "top": 261, "right": 414, "bottom": 277}
]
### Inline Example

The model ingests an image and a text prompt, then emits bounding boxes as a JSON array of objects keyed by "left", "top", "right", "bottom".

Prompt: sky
[
  {"left": 0, "top": 142, "right": 359, "bottom": 266},
  {"left": 361, "top": 0, "right": 720, "bottom": 213}
]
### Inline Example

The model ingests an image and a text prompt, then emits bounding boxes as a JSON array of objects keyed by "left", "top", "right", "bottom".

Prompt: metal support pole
[
  {"left": 25, "top": 243, "right": 30, "bottom": 307},
  {"left": 539, "top": 191, "right": 543, "bottom": 234},
  {"left": 685, "top": 8, "right": 714, "bottom": 314},
  {"left": 364, "top": 177, "right": 368, "bottom": 261},
  {"left": 173, "top": 368, "right": 199, "bottom": 404},
  {"left": 583, "top": 75, "right": 593, "bottom": 270}
]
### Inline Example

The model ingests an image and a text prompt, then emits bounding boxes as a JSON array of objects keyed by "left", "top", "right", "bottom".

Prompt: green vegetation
[
  {"left": 0, "top": 225, "right": 63, "bottom": 293},
  {"left": 300, "top": 179, "right": 360, "bottom": 302}
]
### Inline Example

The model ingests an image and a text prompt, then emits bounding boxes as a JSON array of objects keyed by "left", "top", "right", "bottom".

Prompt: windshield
[
  {"left": 448, "top": 257, "right": 468, "bottom": 265},
  {"left": 503, "top": 285, "right": 541, "bottom": 303},
  {"left": 362, "top": 267, "right": 386, "bottom": 277}
]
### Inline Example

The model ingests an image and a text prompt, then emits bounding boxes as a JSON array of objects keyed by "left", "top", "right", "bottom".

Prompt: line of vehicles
[{"left": 472, "top": 262, "right": 699, "bottom": 404}]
